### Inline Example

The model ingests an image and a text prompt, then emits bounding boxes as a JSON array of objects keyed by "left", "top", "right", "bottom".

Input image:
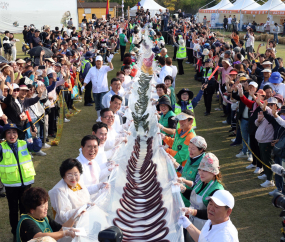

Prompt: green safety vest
[
  {"left": 16, "top": 214, "right": 53, "bottom": 242},
  {"left": 81, "top": 59, "right": 92, "bottom": 74},
  {"left": 0, "top": 140, "right": 35, "bottom": 187},
  {"left": 181, "top": 153, "right": 205, "bottom": 207},
  {"left": 119, "top": 33, "right": 127, "bottom": 46},
  {"left": 171, "top": 128, "right": 196, "bottom": 165},
  {"left": 203, "top": 67, "right": 212, "bottom": 78},
  {"left": 174, "top": 102, "right": 197, "bottom": 129},
  {"left": 159, "top": 110, "right": 175, "bottom": 137},
  {"left": 190, "top": 179, "right": 224, "bottom": 207},
  {"left": 176, "top": 46, "right": 187, "bottom": 59}
]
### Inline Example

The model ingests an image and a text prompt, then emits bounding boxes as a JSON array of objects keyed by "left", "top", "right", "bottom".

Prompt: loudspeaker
[
  {"left": 98, "top": 226, "right": 123, "bottom": 242},
  {"left": 107, "top": 14, "right": 111, "bottom": 20},
  {"left": 92, "top": 14, "right": 97, "bottom": 19}
]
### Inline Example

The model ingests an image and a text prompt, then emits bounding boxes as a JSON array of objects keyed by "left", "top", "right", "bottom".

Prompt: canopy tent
[
  {"left": 199, "top": 0, "right": 234, "bottom": 13},
  {"left": 0, "top": 0, "right": 78, "bottom": 33},
  {"left": 218, "top": 0, "right": 260, "bottom": 14},
  {"left": 241, "top": 0, "right": 285, "bottom": 14},
  {"left": 129, "top": 0, "right": 166, "bottom": 17}
]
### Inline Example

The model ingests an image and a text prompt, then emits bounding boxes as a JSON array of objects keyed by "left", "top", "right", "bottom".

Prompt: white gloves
[
  {"left": 99, "top": 182, "right": 109, "bottom": 189},
  {"left": 64, "top": 228, "right": 77, "bottom": 238},
  {"left": 107, "top": 160, "right": 116, "bottom": 167},
  {"left": 178, "top": 215, "right": 192, "bottom": 229},
  {"left": 180, "top": 207, "right": 195, "bottom": 215},
  {"left": 107, "top": 54, "right": 114, "bottom": 63},
  {"left": 162, "top": 144, "right": 169, "bottom": 150},
  {"left": 272, "top": 164, "right": 285, "bottom": 176},
  {"left": 81, "top": 86, "right": 85, "bottom": 92}
]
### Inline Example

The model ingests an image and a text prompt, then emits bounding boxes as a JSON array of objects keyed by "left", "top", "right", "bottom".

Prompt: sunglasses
[{"left": 13, "top": 89, "right": 20, "bottom": 92}]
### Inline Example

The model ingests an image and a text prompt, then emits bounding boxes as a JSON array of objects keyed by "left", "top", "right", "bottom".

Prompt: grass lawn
[{"left": 0, "top": 33, "right": 284, "bottom": 241}]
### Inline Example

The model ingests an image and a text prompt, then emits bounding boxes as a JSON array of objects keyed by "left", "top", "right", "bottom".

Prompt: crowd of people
[{"left": 1, "top": 6, "right": 285, "bottom": 242}]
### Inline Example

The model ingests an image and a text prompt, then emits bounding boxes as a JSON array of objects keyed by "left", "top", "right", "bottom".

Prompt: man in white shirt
[
  {"left": 157, "top": 56, "right": 172, "bottom": 84},
  {"left": 76, "top": 135, "right": 111, "bottom": 199},
  {"left": 100, "top": 108, "right": 127, "bottom": 159},
  {"left": 228, "top": 15, "right": 232, "bottom": 31},
  {"left": 179, "top": 190, "right": 239, "bottom": 242},
  {"left": 166, "top": 57, "right": 177, "bottom": 88},
  {"left": 101, "top": 77, "right": 125, "bottom": 108},
  {"left": 81, "top": 55, "right": 114, "bottom": 117}
]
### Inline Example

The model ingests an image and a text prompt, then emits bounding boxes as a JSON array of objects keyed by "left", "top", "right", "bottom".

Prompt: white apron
[{"left": 189, "top": 180, "right": 215, "bottom": 230}]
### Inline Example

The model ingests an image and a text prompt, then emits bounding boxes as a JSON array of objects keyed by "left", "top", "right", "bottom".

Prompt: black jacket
[
  {"left": 232, "top": 91, "right": 251, "bottom": 121},
  {"left": 263, "top": 110, "right": 285, "bottom": 141}
]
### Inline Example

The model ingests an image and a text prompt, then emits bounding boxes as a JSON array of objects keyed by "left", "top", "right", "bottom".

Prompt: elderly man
[
  {"left": 179, "top": 190, "right": 239, "bottom": 242},
  {"left": 100, "top": 108, "right": 127, "bottom": 159},
  {"left": 76, "top": 135, "right": 111, "bottom": 200},
  {"left": 159, "top": 110, "right": 196, "bottom": 171},
  {"left": 101, "top": 78, "right": 125, "bottom": 108},
  {"left": 82, "top": 55, "right": 114, "bottom": 118}
]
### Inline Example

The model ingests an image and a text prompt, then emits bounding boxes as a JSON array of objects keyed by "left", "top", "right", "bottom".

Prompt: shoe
[
  {"left": 84, "top": 103, "right": 93, "bottom": 106},
  {"left": 254, "top": 167, "right": 263, "bottom": 174},
  {"left": 222, "top": 120, "right": 228, "bottom": 124},
  {"left": 42, "top": 143, "right": 51, "bottom": 149},
  {"left": 46, "top": 138, "right": 49, "bottom": 142},
  {"left": 231, "top": 138, "right": 236, "bottom": 142},
  {"left": 247, "top": 154, "right": 253, "bottom": 162},
  {"left": 246, "top": 164, "right": 256, "bottom": 169},
  {"left": 228, "top": 129, "right": 234, "bottom": 132},
  {"left": 214, "top": 108, "right": 222, "bottom": 111},
  {"left": 90, "top": 100, "right": 95, "bottom": 103},
  {"left": 258, "top": 174, "right": 267, "bottom": 180},
  {"left": 260, "top": 180, "right": 275, "bottom": 188},
  {"left": 230, "top": 142, "right": 240, "bottom": 146},
  {"left": 268, "top": 188, "right": 280, "bottom": 196},
  {"left": 236, "top": 151, "right": 248, "bottom": 158},
  {"left": 34, "top": 150, "right": 46, "bottom": 156},
  {"left": 204, "top": 112, "right": 210, "bottom": 116},
  {"left": 64, "top": 118, "right": 70, "bottom": 123},
  {"left": 48, "top": 134, "right": 56, "bottom": 138}
]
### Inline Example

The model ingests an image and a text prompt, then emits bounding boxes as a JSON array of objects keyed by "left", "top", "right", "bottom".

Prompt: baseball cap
[
  {"left": 229, "top": 70, "right": 238, "bottom": 75},
  {"left": 19, "top": 85, "right": 29, "bottom": 90},
  {"left": 249, "top": 81, "right": 258, "bottom": 88},
  {"left": 206, "top": 190, "right": 235, "bottom": 209},
  {"left": 267, "top": 97, "right": 278, "bottom": 104},
  {"left": 96, "top": 55, "right": 103, "bottom": 61},
  {"left": 262, "top": 61, "right": 272, "bottom": 65},
  {"left": 255, "top": 89, "right": 266, "bottom": 96}
]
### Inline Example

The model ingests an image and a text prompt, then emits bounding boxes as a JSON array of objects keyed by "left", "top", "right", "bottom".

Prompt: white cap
[
  {"left": 206, "top": 190, "right": 235, "bottom": 209},
  {"left": 261, "top": 69, "right": 272, "bottom": 73},
  {"left": 47, "top": 68, "right": 56, "bottom": 75},
  {"left": 12, "top": 83, "right": 19, "bottom": 89},
  {"left": 262, "top": 61, "right": 272, "bottom": 65},
  {"left": 96, "top": 55, "right": 103, "bottom": 61},
  {"left": 249, "top": 81, "right": 258, "bottom": 88}
]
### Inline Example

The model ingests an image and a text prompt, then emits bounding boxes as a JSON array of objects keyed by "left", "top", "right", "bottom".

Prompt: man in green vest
[
  {"left": 119, "top": 29, "right": 128, "bottom": 61},
  {"left": 0, "top": 123, "right": 42, "bottom": 241},
  {"left": 80, "top": 51, "right": 94, "bottom": 106}
]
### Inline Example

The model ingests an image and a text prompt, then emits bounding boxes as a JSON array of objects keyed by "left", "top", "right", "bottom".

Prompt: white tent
[
  {"left": 198, "top": 0, "right": 233, "bottom": 24},
  {"left": 218, "top": 0, "right": 260, "bottom": 14},
  {"left": 129, "top": 0, "right": 166, "bottom": 17},
  {"left": 241, "top": 0, "right": 284, "bottom": 14},
  {"left": 199, "top": 0, "right": 234, "bottom": 14},
  {"left": 0, "top": 0, "right": 78, "bottom": 33}
]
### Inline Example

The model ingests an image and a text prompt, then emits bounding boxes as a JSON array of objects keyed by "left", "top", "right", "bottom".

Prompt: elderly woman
[
  {"left": 16, "top": 187, "right": 78, "bottom": 242},
  {"left": 171, "top": 136, "right": 207, "bottom": 207},
  {"left": 157, "top": 96, "right": 176, "bottom": 137},
  {"left": 176, "top": 153, "right": 224, "bottom": 232},
  {"left": 48, "top": 158, "right": 94, "bottom": 228}
]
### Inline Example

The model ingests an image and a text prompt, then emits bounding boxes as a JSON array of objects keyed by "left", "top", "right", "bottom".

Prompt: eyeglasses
[
  {"left": 13, "top": 89, "right": 20, "bottom": 92},
  {"left": 66, "top": 173, "right": 80, "bottom": 179},
  {"left": 103, "top": 115, "right": 115, "bottom": 120}
]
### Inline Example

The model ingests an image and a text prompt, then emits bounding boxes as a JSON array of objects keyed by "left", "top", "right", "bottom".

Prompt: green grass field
[{"left": 0, "top": 33, "right": 284, "bottom": 242}]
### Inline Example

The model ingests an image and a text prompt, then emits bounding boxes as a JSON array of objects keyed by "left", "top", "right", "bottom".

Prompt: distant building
[{"left": 77, "top": 2, "right": 121, "bottom": 23}]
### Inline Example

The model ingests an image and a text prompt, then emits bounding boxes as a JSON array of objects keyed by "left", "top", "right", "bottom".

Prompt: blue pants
[
  {"left": 240, "top": 118, "right": 251, "bottom": 155},
  {"left": 163, "top": 20, "right": 168, "bottom": 31},
  {"left": 93, "top": 92, "right": 107, "bottom": 111},
  {"left": 274, "top": 33, "right": 279, "bottom": 44},
  {"left": 26, "top": 118, "right": 40, "bottom": 140}
]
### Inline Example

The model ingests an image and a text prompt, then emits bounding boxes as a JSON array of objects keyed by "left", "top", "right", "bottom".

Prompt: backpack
[{"left": 273, "top": 129, "right": 285, "bottom": 158}]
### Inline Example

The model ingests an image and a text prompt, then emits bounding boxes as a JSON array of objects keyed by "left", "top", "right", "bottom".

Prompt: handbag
[
  {"left": 273, "top": 129, "right": 285, "bottom": 158},
  {"left": 71, "top": 85, "right": 79, "bottom": 99}
]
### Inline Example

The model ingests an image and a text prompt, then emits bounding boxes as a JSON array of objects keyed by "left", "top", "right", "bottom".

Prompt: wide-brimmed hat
[
  {"left": 262, "top": 61, "right": 272, "bottom": 65},
  {"left": 172, "top": 110, "right": 195, "bottom": 121},
  {"left": 198, "top": 152, "right": 220, "bottom": 175},
  {"left": 16, "top": 59, "right": 26, "bottom": 64},
  {"left": 0, "top": 64, "right": 9, "bottom": 71},
  {"left": 156, "top": 96, "right": 172, "bottom": 111},
  {"left": 267, "top": 97, "right": 278, "bottom": 104},
  {"left": 222, "top": 59, "right": 231, "bottom": 66},
  {"left": 176, "top": 88, "right": 194, "bottom": 100},
  {"left": 152, "top": 46, "right": 160, "bottom": 54},
  {"left": 269, "top": 72, "right": 283, "bottom": 84},
  {"left": 1, "top": 123, "right": 23, "bottom": 139},
  {"left": 84, "top": 51, "right": 95, "bottom": 59}
]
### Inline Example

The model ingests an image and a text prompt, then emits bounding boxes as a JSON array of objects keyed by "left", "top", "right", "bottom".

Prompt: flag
[
  {"left": 106, "top": 0, "right": 109, "bottom": 16},
  {"left": 137, "top": 2, "right": 141, "bottom": 10}
]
